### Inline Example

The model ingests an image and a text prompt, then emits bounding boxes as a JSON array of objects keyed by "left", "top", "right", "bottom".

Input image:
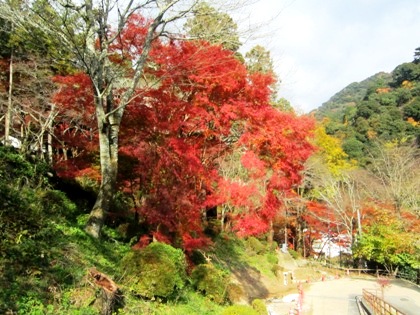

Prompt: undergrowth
[{"left": 0, "top": 146, "right": 276, "bottom": 314}]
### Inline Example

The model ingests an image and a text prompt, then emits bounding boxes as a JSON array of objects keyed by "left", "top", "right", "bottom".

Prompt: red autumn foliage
[
  {"left": 51, "top": 13, "right": 316, "bottom": 250},
  {"left": 240, "top": 151, "right": 266, "bottom": 179},
  {"left": 51, "top": 73, "right": 100, "bottom": 179}
]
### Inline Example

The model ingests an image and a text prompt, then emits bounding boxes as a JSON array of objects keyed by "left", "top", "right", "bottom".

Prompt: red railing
[{"left": 362, "top": 289, "right": 406, "bottom": 315}]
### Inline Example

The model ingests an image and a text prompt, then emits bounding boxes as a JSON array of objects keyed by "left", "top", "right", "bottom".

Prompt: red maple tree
[{"left": 51, "top": 14, "right": 316, "bottom": 250}]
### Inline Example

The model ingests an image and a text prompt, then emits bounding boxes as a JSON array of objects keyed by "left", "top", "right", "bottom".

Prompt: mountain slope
[{"left": 313, "top": 72, "right": 392, "bottom": 121}]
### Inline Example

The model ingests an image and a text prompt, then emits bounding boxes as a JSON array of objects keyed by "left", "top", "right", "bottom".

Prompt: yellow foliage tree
[{"left": 313, "top": 124, "right": 353, "bottom": 176}]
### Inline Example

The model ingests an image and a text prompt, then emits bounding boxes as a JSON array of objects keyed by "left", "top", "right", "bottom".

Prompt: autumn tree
[
  {"left": 0, "top": 1, "right": 64, "bottom": 158},
  {"left": 0, "top": 0, "right": 217, "bottom": 238},
  {"left": 353, "top": 202, "right": 420, "bottom": 274},
  {"left": 303, "top": 124, "right": 365, "bottom": 251},
  {"left": 125, "top": 37, "right": 315, "bottom": 248},
  {"left": 50, "top": 30, "right": 309, "bottom": 249},
  {"left": 367, "top": 140, "right": 420, "bottom": 216},
  {"left": 231, "top": 106, "right": 315, "bottom": 240},
  {"left": 311, "top": 124, "right": 353, "bottom": 175}
]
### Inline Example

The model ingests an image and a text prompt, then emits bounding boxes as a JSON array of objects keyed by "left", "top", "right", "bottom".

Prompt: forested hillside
[
  {"left": 308, "top": 49, "right": 420, "bottom": 281},
  {"left": 314, "top": 49, "right": 420, "bottom": 163},
  {"left": 314, "top": 71, "right": 392, "bottom": 121},
  {"left": 0, "top": 1, "right": 419, "bottom": 314}
]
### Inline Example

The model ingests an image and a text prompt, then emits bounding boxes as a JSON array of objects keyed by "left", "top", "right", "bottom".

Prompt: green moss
[
  {"left": 191, "top": 264, "right": 229, "bottom": 304},
  {"left": 120, "top": 242, "right": 187, "bottom": 299}
]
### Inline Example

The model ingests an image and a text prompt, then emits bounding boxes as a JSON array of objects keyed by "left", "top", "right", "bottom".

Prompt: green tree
[
  {"left": 272, "top": 97, "right": 294, "bottom": 112},
  {"left": 394, "top": 87, "right": 412, "bottom": 106},
  {"left": 342, "top": 136, "right": 365, "bottom": 161},
  {"left": 245, "top": 45, "right": 274, "bottom": 74},
  {"left": 356, "top": 100, "right": 381, "bottom": 119},
  {"left": 183, "top": 1, "right": 241, "bottom": 52},
  {"left": 245, "top": 45, "right": 279, "bottom": 102},
  {"left": 403, "top": 98, "right": 420, "bottom": 121},
  {"left": 392, "top": 62, "right": 420, "bottom": 87},
  {"left": 414, "top": 46, "right": 420, "bottom": 64},
  {"left": 353, "top": 209, "right": 419, "bottom": 274}
]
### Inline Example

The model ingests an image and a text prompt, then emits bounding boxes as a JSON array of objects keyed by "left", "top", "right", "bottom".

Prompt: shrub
[
  {"left": 268, "top": 241, "right": 278, "bottom": 251},
  {"left": 226, "top": 282, "right": 244, "bottom": 304},
  {"left": 120, "top": 242, "right": 187, "bottom": 299},
  {"left": 39, "top": 190, "right": 78, "bottom": 218},
  {"left": 251, "top": 299, "right": 268, "bottom": 315},
  {"left": 245, "top": 237, "right": 265, "bottom": 255},
  {"left": 288, "top": 249, "right": 301, "bottom": 260},
  {"left": 191, "top": 264, "right": 229, "bottom": 304},
  {"left": 271, "top": 264, "right": 284, "bottom": 277},
  {"left": 222, "top": 305, "right": 259, "bottom": 315},
  {"left": 266, "top": 252, "right": 278, "bottom": 265}
]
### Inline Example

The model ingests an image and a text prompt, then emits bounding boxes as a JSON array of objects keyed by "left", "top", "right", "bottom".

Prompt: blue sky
[{"left": 237, "top": 0, "right": 420, "bottom": 113}]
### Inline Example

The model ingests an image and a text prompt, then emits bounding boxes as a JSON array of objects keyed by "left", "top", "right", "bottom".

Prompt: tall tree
[
  {"left": 0, "top": 1, "right": 61, "bottom": 156},
  {"left": 367, "top": 141, "right": 420, "bottom": 216},
  {"left": 183, "top": 1, "right": 241, "bottom": 52},
  {"left": 353, "top": 202, "right": 420, "bottom": 274},
  {"left": 304, "top": 125, "right": 364, "bottom": 247},
  {"left": 245, "top": 45, "right": 274, "bottom": 74},
  {"left": 0, "top": 0, "right": 210, "bottom": 238},
  {"left": 245, "top": 45, "right": 279, "bottom": 102}
]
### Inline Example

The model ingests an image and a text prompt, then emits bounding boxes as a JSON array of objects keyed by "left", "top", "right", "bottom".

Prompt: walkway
[{"left": 267, "top": 277, "right": 420, "bottom": 315}]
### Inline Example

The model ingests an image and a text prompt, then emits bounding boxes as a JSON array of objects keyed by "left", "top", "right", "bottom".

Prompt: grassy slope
[
  {"left": 0, "top": 147, "right": 270, "bottom": 314},
  {"left": 2, "top": 146, "right": 338, "bottom": 314}
]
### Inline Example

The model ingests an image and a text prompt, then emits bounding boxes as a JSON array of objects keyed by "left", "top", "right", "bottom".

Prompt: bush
[
  {"left": 226, "top": 282, "right": 244, "bottom": 304},
  {"left": 266, "top": 252, "right": 278, "bottom": 265},
  {"left": 222, "top": 305, "right": 259, "bottom": 315},
  {"left": 0, "top": 146, "right": 49, "bottom": 188},
  {"left": 288, "top": 249, "right": 301, "bottom": 260},
  {"left": 251, "top": 299, "right": 268, "bottom": 315},
  {"left": 39, "top": 190, "right": 78, "bottom": 219},
  {"left": 191, "top": 263, "right": 229, "bottom": 304},
  {"left": 120, "top": 242, "right": 187, "bottom": 299},
  {"left": 245, "top": 237, "right": 265, "bottom": 255},
  {"left": 271, "top": 264, "right": 284, "bottom": 277},
  {"left": 268, "top": 241, "right": 278, "bottom": 251}
]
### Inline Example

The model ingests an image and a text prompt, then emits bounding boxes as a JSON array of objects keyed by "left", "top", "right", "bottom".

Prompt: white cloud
[{"left": 238, "top": 0, "right": 420, "bottom": 113}]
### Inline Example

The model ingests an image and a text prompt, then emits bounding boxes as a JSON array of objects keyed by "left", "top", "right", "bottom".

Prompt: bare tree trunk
[
  {"left": 297, "top": 219, "right": 303, "bottom": 255},
  {"left": 5, "top": 48, "right": 13, "bottom": 145},
  {"left": 356, "top": 206, "right": 362, "bottom": 238},
  {"left": 220, "top": 205, "right": 226, "bottom": 232},
  {"left": 85, "top": 104, "right": 121, "bottom": 238},
  {"left": 47, "top": 104, "right": 55, "bottom": 163},
  {"left": 267, "top": 220, "right": 274, "bottom": 245}
]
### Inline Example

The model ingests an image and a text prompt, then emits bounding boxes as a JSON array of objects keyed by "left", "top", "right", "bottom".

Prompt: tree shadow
[
  {"left": 230, "top": 266, "right": 270, "bottom": 302},
  {"left": 210, "top": 235, "right": 270, "bottom": 302}
]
